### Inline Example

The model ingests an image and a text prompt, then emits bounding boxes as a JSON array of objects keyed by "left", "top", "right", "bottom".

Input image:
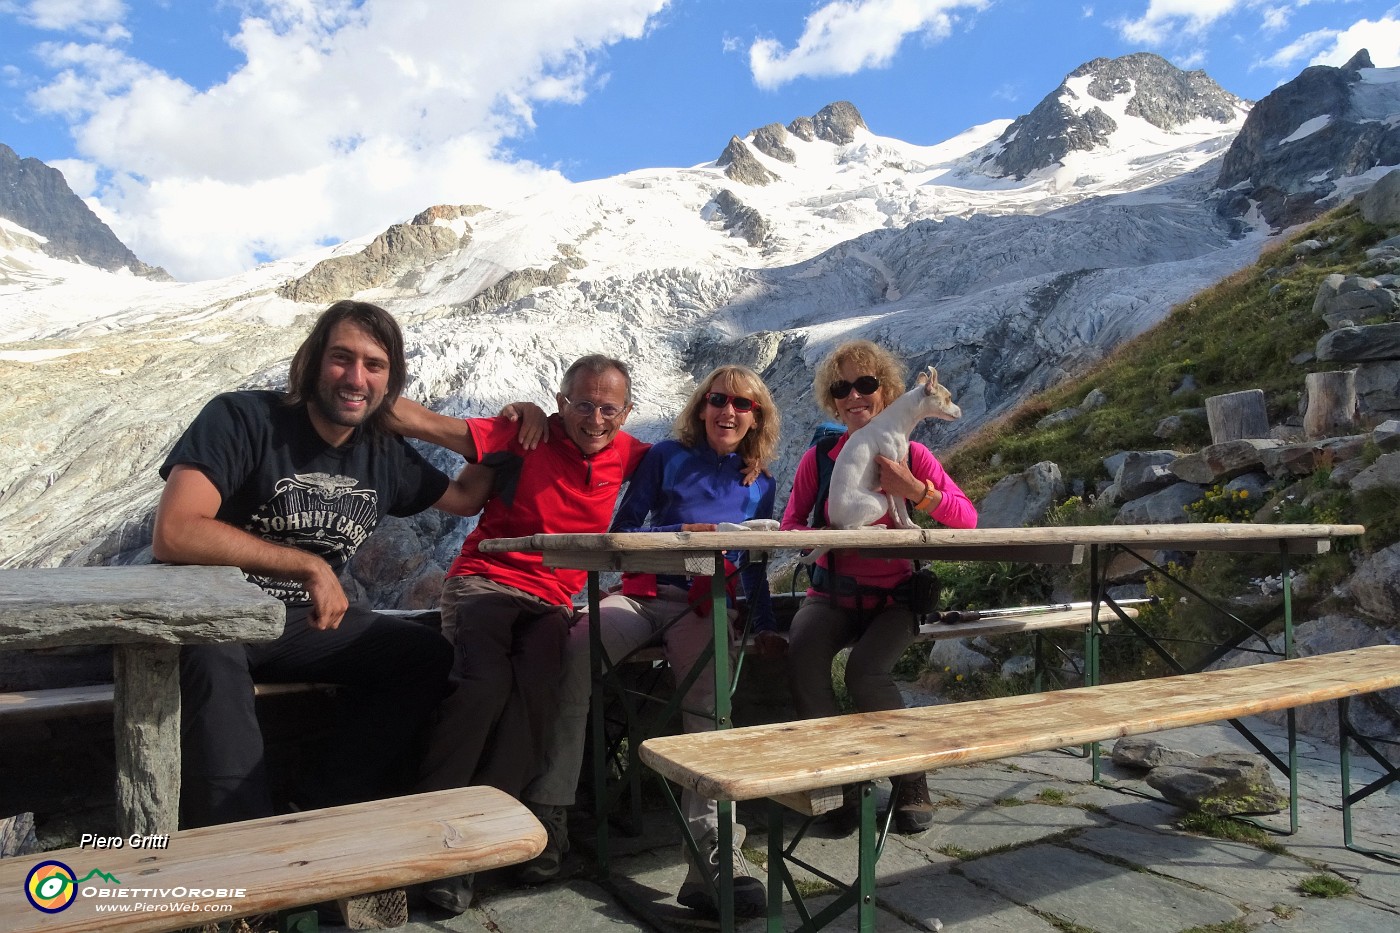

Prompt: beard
[{"left": 314, "top": 381, "right": 381, "bottom": 428}]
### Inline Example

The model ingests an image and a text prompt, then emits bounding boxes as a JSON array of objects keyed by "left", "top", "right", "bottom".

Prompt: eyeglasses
[
  {"left": 561, "top": 396, "right": 629, "bottom": 420},
  {"left": 830, "top": 375, "right": 880, "bottom": 399},
  {"left": 705, "top": 392, "right": 760, "bottom": 412}
]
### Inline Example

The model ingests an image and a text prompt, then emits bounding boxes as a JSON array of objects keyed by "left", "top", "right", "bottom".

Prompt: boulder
[
  {"left": 1145, "top": 752, "right": 1287, "bottom": 815},
  {"left": 977, "top": 461, "right": 1065, "bottom": 528},
  {"left": 1170, "top": 439, "right": 1281, "bottom": 484},
  {"left": 1350, "top": 542, "right": 1400, "bottom": 620},
  {"left": 1109, "top": 738, "right": 1197, "bottom": 770},
  {"left": 1361, "top": 168, "right": 1400, "bottom": 225},
  {"left": 1355, "top": 360, "right": 1400, "bottom": 417},
  {"left": 1350, "top": 451, "right": 1400, "bottom": 495},
  {"left": 1117, "top": 450, "right": 1181, "bottom": 499},
  {"left": 926, "top": 638, "right": 996, "bottom": 676},
  {"left": 1317, "top": 322, "right": 1400, "bottom": 362},
  {"left": 1375, "top": 419, "right": 1400, "bottom": 452},
  {"left": 1312, "top": 273, "right": 1400, "bottom": 329},
  {"left": 1113, "top": 482, "right": 1205, "bottom": 524}
]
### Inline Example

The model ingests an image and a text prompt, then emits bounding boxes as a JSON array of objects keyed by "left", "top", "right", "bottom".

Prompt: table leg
[
  {"left": 112, "top": 643, "right": 181, "bottom": 835},
  {"left": 587, "top": 572, "right": 611, "bottom": 874},
  {"left": 712, "top": 567, "right": 735, "bottom": 930}
]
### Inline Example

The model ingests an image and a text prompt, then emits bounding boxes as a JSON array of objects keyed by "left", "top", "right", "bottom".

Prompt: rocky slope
[{"left": 0, "top": 144, "right": 167, "bottom": 278}]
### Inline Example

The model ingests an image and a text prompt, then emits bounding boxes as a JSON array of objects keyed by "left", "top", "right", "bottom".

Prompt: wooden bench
[
  {"left": 0, "top": 682, "right": 334, "bottom": 724},
  {"left": 0, "top": 786, "right": 545, "bottom": 933},
  {"left": 639, "top": 645, "right": 1400, "bottom": 933}
]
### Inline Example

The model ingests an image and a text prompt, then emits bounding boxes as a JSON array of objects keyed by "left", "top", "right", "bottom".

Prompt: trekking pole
[{"left": 935, "top": 596, "right": 1157, "bottom": 624}]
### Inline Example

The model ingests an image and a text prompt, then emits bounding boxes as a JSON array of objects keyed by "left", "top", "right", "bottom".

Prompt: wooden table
[
  {"left": 480, "top": 523, "right": 1363, "bottom": 927},
  {"left": 0, "top": 565, "right": 285, "bottom": 835}
]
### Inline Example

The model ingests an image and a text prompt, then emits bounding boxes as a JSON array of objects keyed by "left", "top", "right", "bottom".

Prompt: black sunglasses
[
  {"left": 830, "top": 375, "right": 880, "bottom": 399},
  {"left": 705, "top": 392, "right": 759, "bottom": 412}
]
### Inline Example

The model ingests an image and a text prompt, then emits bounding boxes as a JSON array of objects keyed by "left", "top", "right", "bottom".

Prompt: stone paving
[{"left": 323, "top": 717, "right": 1400, "bottom": 933}]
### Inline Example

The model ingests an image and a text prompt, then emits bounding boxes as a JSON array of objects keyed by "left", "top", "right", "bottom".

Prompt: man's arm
[
  {"left": 432, "top": 462, "right": 496, "bottom": 517},
  {"left": 152, "top": 465, "right": 349, "bottom": 630},
  {"left": 388, "top": 398, "right": 549, "bottom": 457},
  {"left": 388, "top": 398, "right": 479, "bottom": 459}
]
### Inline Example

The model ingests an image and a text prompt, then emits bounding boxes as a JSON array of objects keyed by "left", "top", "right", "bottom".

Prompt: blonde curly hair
[
  {"left": 813, "top": 339, "right": 906, "bottom": 420},
  {"left": 674, "top": 364, "right": 781, "bottom": 478}
]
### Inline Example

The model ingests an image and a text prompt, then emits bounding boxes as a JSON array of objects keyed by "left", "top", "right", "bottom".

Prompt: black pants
[{"left": 179, "top": 604, "right": 453, "bottom": 828}]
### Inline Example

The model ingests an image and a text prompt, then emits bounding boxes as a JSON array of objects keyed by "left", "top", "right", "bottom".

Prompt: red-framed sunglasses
[{"left": 705, "top": 392, "right": 760, "bottom": 412}]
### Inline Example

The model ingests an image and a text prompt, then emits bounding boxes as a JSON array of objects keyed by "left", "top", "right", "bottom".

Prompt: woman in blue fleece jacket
[{"left": 519, "top": 364, "right": 780, "bottom": 917}]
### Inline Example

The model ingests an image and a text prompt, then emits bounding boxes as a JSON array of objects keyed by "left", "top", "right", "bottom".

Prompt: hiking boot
[
  {"left": 423, "top": 873, "right": 474, "bottom": 915},
  {"left": 891, "top": 773, "right": 934, "bottom": 835},
  {"left": 517, "top": 802, "right": 570, "bottom": 884},
  {"left": 676, "top": 824, "right": 766, "bottom": 918},
  {"left": 817, "top": 784, "right": 862, "bottom": 836}
]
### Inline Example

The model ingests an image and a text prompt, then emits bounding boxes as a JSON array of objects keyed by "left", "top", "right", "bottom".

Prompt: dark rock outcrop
[
  {"left": 711, "top": 189, "right": 770, "bottom": 247},
  {"left": 716, "top": 136, "right": 779, "bottom": 186},
  {"left": 0, "top": 143, "right": 168, "bottom": 278},
  {"left": 989, "top": 53, "right": 1243, "bottom": 179},
  {"left": 750, "top": 123, "right": 796, "bottom": 163},
  {"left": 1216, "top": 49, "right": 1400, "bottom": 229}
]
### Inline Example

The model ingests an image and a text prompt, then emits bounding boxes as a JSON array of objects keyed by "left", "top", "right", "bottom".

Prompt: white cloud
[
  {"left": 1115, "top": 0, "right": 1243, "bottom": 45},
  {"left": 1261, "top": 16, "right": 1400, "bottom": 70},
  {"left": 2, "top": 0, "right": 128, "bottom": 36},
  {"left": 1306, "top": 16, "right": 1400, "bottom": 67},
  {"left": 7, "top": 0, "right": 672, "bottom": 280},
  {"left": 747, "top": 0, "right": 991, "bottom": 91}
]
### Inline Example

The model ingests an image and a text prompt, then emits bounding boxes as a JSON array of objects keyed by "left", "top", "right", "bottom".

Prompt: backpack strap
[{"left": 810, "top": 434, "right": 842, "bottom": 530}]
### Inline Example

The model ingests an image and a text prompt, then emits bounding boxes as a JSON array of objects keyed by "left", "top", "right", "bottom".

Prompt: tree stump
[
  {"left": 1303, "top": 370, "right": 1359, "bottom": 439},
  {"left": 1205, "top": 389, "right": 1269, "bottom": 444}
]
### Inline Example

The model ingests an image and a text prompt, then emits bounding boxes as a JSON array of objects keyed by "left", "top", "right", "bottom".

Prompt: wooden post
[
  {"left": 1303, "top": 370, "right": 1359, "bottom": 439},
  {"left": 1205, "top": 389, "right": 1270, "bottom": 444},
  {"left": 113, "top": 643, "right": 182, "bottom": 835}
]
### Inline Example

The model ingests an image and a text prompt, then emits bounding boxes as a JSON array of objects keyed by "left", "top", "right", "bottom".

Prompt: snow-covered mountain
[{"left": 3, "top": 52, "right": 1398, "bottom": 606}]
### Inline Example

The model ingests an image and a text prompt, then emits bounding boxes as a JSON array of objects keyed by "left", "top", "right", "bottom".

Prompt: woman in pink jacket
[{"left": 780, "top": 339, "right": 977, "bottom": 834}]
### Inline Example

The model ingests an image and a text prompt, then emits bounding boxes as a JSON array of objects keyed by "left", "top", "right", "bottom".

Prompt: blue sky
[{"left": 2, "top": 1, "right": 1398, "bottom": 281}]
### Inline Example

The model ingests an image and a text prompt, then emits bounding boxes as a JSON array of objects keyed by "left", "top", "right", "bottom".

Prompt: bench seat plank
[
  {"left": 0, "top": 682, "right": 333, "bottom": 724},
  {"left": 0, "top": 786, "right": 545, "bottom": 933},
  {"left": 640, "top": 646, "right": 1400, "bottom": 804},
  {"left": 915, "top": 606, "right": 1134, "bottom": 641}
]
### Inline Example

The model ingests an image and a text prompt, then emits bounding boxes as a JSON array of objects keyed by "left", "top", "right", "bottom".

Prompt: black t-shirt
[{"left": 160, "top": 390, "right": 450, "bottom": 604}]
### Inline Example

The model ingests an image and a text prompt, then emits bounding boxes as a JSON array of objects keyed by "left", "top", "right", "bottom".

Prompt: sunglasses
[
  {"left": 705, "top": 392, "right": 759, "bottom": 412},
  {"left": 830, "top": 375, "right": 880, "bottom": 399}
]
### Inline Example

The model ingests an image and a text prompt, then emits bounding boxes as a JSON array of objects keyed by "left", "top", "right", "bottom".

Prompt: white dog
[{"left": 826, "top": 366, "right": 961, "bottom": 530}]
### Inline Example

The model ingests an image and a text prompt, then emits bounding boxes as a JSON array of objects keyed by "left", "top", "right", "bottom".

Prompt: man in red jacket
[{"left": 390, "top": 354, "right": 650, "bottom": 915}]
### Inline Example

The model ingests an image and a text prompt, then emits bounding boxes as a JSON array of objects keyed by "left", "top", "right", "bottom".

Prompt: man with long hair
[{"left": 155, "top": 300, "right": 501, "bottom": 828}]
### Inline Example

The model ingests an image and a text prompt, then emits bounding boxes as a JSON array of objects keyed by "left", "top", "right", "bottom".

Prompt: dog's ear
[{"left": 916, "top": 369, "right": 929, "bottom": 388}]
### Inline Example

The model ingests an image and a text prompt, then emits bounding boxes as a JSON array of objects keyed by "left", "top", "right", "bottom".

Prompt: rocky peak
[
  {"left": 787, "top": 101, "right": 867, "bottom": 145},
  {"left": 1214, "top": 49, "right": 1400, "bottom": 229},
  {"left": 750, "top": 123, "right": 796, "bottom": 164},
  {"left": 988, "top": 52, "right": 1243, "bottom": 180},
  {"left": 716, "top": 136, "right": 779, "bottom": 186},
  {"left": 0, "top": 143, "right": 168, "bottom": 279}
]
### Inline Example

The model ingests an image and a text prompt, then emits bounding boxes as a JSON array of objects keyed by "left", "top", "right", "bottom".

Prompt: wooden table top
[
  {"left": 477, "top": 524, "right": 1365, "bottom": 572},
  {"left": 0, "top": 565, "right": 285, "bottom": 649},
  {"left": 639, "top": 645, "right": 1400, "bottom": 804}
]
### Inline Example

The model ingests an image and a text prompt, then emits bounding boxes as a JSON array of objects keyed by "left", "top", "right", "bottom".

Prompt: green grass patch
[
  {"left": 1036, "top": 788, "right": 1070, "bottom": 804},
  {"left": 1299, "top": 873, "right": 1354, "bottom": 898}
]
